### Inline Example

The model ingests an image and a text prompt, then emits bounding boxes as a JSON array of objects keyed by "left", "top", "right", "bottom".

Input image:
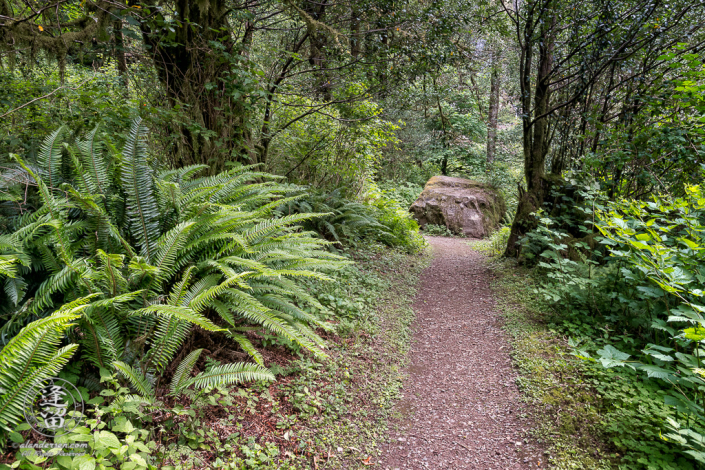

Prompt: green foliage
[
  {"left": 584, "top": 44, "right": 705, "bottom": 199},
  {"left": 268, "top": 88, "right": 400, "bottom": 197},
  {"left": 375, "top": 181, "right": 424, "bottom": 209},
  {"left": 0, "top": 120, "right": 347, "bottom": 442},
  {"left": 0, "top": 66, "right": 136, "bottom": 159},
  {"left": 279, "top": 185, "right": 425, "bottom": 253},
  {"left": 421, "top": 224, "right": 456, "bottom": 237},
  {"left": 362, "top": 183, "right": 426, "bottom": 252},
  {"left": 7, "top": 376, "right": 157, "bottom": 470},
  {"left": 487, "top": 226, "right": 511, "bottom": 256},
  {"left": 529, "top": 182, "right": 705, "bottom": 467},
  {"left": 0, "top": 310, "right": 82, "bottom": 435},
  {"left": 302, "top": 255, "right": 388, "bottom": 324}
]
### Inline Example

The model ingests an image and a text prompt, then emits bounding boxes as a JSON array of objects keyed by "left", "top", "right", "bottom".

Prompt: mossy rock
[{"left": 409, "top": 176, "right": 506, "bottom": 238}]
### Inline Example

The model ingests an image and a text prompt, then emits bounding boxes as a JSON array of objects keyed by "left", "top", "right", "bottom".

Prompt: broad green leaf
[{"left": 98, "top": 430, "right": 121, "bottom": 448}]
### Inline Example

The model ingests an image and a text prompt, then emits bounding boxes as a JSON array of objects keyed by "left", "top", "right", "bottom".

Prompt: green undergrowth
[
  {"left": 486, "top": 255, "right": 612, "bottom": 469},
  {"left": 153, "top": 244, "right": 427, "bottom": 470},
  {"left": 155, "top": 244, "right": 430, "bottom": 469},
  {"left": 2, "top": 243, "right": 429, "bottom": 470},
  {"left": 472, "top": 246, "right": 609, "bottom": 469},
  {"left": 261, "top": 244, "right": 430, "bottom": 469},
  {"left": 421, "top": 224, "right": 464, "bottom": 237},
  {"left": 478, "top": 247, "right": 700, "bottom": 469}
]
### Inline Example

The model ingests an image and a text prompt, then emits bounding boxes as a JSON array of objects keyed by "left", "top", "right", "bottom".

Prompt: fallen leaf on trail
[{"left": 361, "top": 456, "right": 375, "bottom": 465}]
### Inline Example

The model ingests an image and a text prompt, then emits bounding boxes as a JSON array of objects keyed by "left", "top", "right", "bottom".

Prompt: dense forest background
[{"left": 0, "top": 0, "right": 705, "bottom": 469}]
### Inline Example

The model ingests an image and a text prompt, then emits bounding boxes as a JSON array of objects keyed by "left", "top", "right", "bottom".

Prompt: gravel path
[{"left": 381, "top": 237, "right": 543, "bottom": 470}]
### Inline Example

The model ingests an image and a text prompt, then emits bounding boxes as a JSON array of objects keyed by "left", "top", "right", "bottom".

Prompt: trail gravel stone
[{"left": 381, "top": 236, "right": 543, "bottom": 470}]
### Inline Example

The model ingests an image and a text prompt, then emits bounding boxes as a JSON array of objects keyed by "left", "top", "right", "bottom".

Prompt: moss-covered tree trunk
[
  {"left": 113, "top": 19, "right": 128, "bottom": 90},
  {"left": 505, "top": 7, "right": 557, "bottom": 257},
  {"left": 486, "top": 49, "right": 500, "bottom": 165},
  {"left": 139, "top": 0, "right": 242, "bottom": 171}
]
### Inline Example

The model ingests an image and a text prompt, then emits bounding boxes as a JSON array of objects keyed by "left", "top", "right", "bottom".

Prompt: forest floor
[
  {"left": 380, "top": 236, "right": 545, "bottom": 470},
  {"left": 83, "top": 237, "right": 611, "bottom": 469}
]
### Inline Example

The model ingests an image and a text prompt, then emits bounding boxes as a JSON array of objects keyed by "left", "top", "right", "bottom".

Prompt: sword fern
[{"left": 0, "top": 120, "right": 346, "bottom": 415}]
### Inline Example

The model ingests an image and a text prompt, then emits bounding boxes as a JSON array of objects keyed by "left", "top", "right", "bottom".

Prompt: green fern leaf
[
  {"left": 121, "top": 118, "right": 159, "bottom": 261},
  {"left": 170, "top": 349, "right": 203, "bottom": 395},
  {"left": 113, "top": 361, "right": 154, "bottom": 397},
  {"left": 134, "top": 305, "right": 225, "bottom": 332},
  {"left": 182, "top": 362, "right": 274, "bottom": 390},
  {"left": 77, "top": 126, "right": 108, "bottom": 195},
  {"left": 37, "top": 126, "right": 65, "bottom": 189}
]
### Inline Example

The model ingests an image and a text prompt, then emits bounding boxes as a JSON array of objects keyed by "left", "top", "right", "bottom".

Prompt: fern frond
[
  {"left": 77, "top": 126, "right": 108, "bottom": 195},
  {"left": 227, "top": 333, "right": 265, "bottom": 366},
  {"left": 113, "top": 361, "right": 154, "bottom": 397},
  {"left": 134, "top": 305, "right": 225, "bottom": 332},
  {"left": 159, "top": 164, "right": 209, "bottom": 183},
  {"left": 153, "top": 221, "right": 195, "bottom": 283},
  {"left": 180, "top": 274, "right": 221, "bottom": 306},
  {"left": 244, "top": 213, "right": 324, "bottom": 244},
  {"left": 121, "top": 118, "right": 159, "bottom": 261},
  {"left": 66, "top": 187, "right": 135, "bottom": 256},
  {"left": 167, "top": 266, "right": 195, "bottom": 306},
  {"left": 32, "top": 265, "right": 79, "bottom": 313},
  {"left": 182, "top": 362, "right": 274, "bottom": 390},
  {"left": 0, "top": 311, "right": 81, "bottom": 431},
  {"left": 189, "top": 272, "right": 253, "bottom": 313},
  {"left": 143, "top": 316, "right": 191, "bottom": 374},
  {"left": 169, "top": 349, "right": 203, "bottom": 395},
  {"left": 3, "top": 276, "right": 27, "bottom": 306},
  {"left": 37, "top": 126, "right": 65, "bottom": 189},
  {"left": 222, "top": 289, "right": 326, "bottom": 358},
  {"left": 258, "top": 294, "right": 331, "bottom": 331},
  {"left": 0, "top": 344, "right": 77, "bottom": 432},
  {"left": 211, "top": 300, "right": 236, "bottom": 326}
]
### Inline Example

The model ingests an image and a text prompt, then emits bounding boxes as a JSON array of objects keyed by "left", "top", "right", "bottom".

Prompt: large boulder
[{"left": 410, "top": 176, "right": 506, "bottom": 238}]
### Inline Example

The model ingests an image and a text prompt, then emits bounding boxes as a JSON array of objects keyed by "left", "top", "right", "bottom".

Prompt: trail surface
[{"left": 381, "top": 237, "right": 542, "bottom": 470}]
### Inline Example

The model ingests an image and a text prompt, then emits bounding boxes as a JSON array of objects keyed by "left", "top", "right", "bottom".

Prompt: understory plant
[
  {"left": 590, "top": 185, "right": 705, "bottom": 464},
  {"left": 529, "top": 182, "right": 705, "bottom": 467},
  {"left": 278, "top": 184, "right": 424, "bottom": 252},
  {"left": 0, "top": 119, "right": 345, "bottom": 437}
]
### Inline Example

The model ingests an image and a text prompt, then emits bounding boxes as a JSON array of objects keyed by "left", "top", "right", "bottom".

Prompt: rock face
[{"left": 410, "top": 176, "right": 506, "bottom": 238}]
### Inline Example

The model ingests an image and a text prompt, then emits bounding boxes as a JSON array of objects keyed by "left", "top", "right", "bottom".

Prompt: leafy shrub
[
  {"left": 0, "top": 120, "right": 346, "bottom": 435},
  {"left": 0, "top": 66, "right": 135, "bottom": 159},
  {"left": 487, "top": 226, "right": 510, "bottom": 256},
  {"left": 363, "top": 183, "right": 425, "bottom": 252},
  {"left": 279, "top": 185, "right": 424, "bottom": 253},
  {"left": 11, "top": 380, "right": 157, "bottom": 470},
  {"left": 376, "top": 181, "right": 424, "bottom": 208},
  {"left": 421, "top": 224, "right": 456, "bottom": 237},
  {"left": 268, "top": 85, "right": 400, "bottom": 198},
  {"left": 530, "top": 183, "right": 705, "bottom": 467}
]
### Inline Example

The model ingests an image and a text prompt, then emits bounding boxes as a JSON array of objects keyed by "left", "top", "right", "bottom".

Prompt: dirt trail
[{"left": 381, "top": 237, "right": 542, "bottom": 470}]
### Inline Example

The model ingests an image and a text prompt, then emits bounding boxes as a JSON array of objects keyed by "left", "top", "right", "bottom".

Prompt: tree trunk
[
  {"left": 139, "top": 0, "right": 238, "bottom": 171},
  {"left": 256, "top": 32, "right": 310, "bottom": 165},
  {"left": 505, "top": 8, "right": 556, "bottom": 256},
  {"left": 486, "top": 51, "right": 500, "bottom": 165},
  {"left": 350, "top": 8, "right": 361, "bottom": 58},
  {"left": 305, "top": 0, "right": 331, "bottom": 100},
  {"left": 113, "top": 19, "right": 128, "bottom": 90}
]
